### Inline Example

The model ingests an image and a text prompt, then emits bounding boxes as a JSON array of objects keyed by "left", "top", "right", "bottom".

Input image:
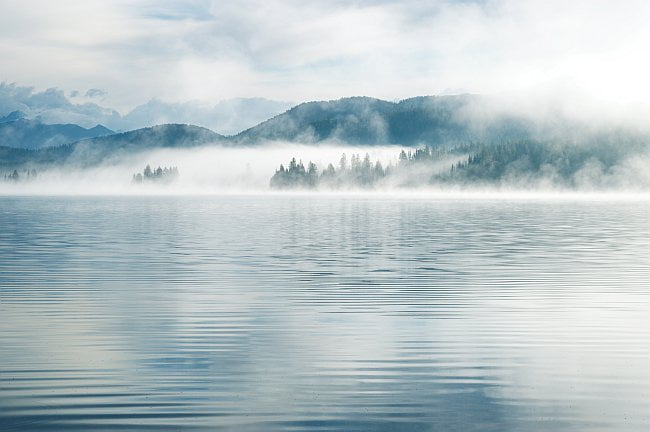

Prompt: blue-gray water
[{"left": 1, "top": 195, "right": 650, "bottom": 431}]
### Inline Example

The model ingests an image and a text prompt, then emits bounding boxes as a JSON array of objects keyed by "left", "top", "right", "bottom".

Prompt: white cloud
[
  {"left": 1, "top": 0, "right": 650, "bottom": 110},
  {"left": 0, "top": 82, "right": 293, "bottom": 133},
  {"left": 85, "top": 88, "right": 107, "bottom": 98}
]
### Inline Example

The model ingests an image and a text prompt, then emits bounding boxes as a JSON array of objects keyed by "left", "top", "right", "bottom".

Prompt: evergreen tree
[
  {"left": 374, "top": 161, "right": 384, "bottom": 180},
  {"left": 133, "top": 164, "right": 178, "bottom": 184},
  {"left": 399, "top": 150, "right": 408, "bottom": 164},
  {"left": 339, "top": 153, "right": 347, "bottom": 172},
  {"left": 307, "top": 162, "right": 318, "bottom": 187}
]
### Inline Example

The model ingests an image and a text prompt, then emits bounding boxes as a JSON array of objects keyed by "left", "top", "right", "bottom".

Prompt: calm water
[{"left": 1, "top": 195, "right": 650, "bottom": 431}]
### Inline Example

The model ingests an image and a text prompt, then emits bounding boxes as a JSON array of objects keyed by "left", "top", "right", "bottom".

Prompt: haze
[{"left": 2, "top": 0, "right": 650, "bottom": 113}]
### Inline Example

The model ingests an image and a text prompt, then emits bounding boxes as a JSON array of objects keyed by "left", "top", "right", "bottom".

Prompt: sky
[{"left": 1, "top": 0, "right": 650, "bottom": 112}]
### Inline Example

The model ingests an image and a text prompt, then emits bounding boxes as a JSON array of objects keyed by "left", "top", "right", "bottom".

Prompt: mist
[
  {"left": 3, "top": 139, "right": 650, "bottom": 197},
  {"left": 0, "top": 143, "right": 401, "bottom": 195}
]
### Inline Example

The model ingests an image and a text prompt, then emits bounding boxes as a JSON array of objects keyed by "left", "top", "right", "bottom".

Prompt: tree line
[
  {"left": 270, "top": 145, "right": 466, "bottom": 189},
  {"left": 270, "top": 137, "right": 644, "bottom": 189},
  {"left": 132, "top": 165, "right": 179, "bottom": 184},
  {"left": 270, "top": 153, "right": 391, "bottom": 189},
  {"left": 2, "top": 168, "right": 38, "bottom": 182},
  {"left": 436, "top": 138, "right": 643, "bottom": 187}
]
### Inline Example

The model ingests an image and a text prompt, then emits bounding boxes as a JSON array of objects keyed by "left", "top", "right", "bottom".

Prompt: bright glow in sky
[{"left": 1, "top": 0, "right": 650, "bottom": 110}]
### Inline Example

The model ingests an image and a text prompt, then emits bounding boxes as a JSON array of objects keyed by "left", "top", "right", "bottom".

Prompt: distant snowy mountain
[
  {"left": 1, "top": 83, "right": 292, "bottom": 135},
  {"left": 120, "top": 98, "right": 294, "bottom": 135},
  {"left": 0, "top": 111, "right": 26, "bottom": 124}
]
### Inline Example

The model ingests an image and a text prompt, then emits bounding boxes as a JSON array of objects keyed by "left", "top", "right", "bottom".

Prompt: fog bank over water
[
  {"left": 0, "top": 144, "right": 401, "bottom": 195},
  {"left": 2, "top": 142, "right": 650, "bottom": 197}
]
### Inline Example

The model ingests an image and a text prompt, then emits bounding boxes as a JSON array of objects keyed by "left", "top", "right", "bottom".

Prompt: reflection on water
[{"left": 1, "top": 195, "right": 650, "bottom": 431}]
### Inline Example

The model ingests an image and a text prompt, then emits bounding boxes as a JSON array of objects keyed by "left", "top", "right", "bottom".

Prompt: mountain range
[
  {"left": 0, "top": 111, "right": 114, "bottom": 150},
  {"left": 232, "top": 95, "right": 534, "bottom": 145},
  {"left": 0, "top": 83, "right": 293, "bottom": 134},
  {"left": 0, "top": 94, "right": 648, "bottom": 172},
  {"left": 0, "top": 124, "right": 224, "bottom": 168}
]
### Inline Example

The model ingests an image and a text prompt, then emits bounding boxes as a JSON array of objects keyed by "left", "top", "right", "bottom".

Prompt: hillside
[
  {"left": 0, "top": 123, "right": 225, "bottom": 168},
  {"left": 3, "top": 94, "right": 650, "bottom": 180},
  {"left": 233, "top": 95, "right": 539, "bottom": 145},
  {"left": 0, "top": 114, "right": 114, "bottom": 149}
]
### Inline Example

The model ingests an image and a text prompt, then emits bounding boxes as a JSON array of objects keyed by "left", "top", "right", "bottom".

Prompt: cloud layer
[
  {"left": 0, "top": 83, "right": 292, "bottom": 134},
  {"left": 1, "top": 0, "right": 650, "bottom": 111}
]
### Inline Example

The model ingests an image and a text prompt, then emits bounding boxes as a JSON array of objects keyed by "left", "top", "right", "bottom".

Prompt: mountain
[
  {"left": 1, "top": 83, "right": 293, "bottom": 133},
  {"left": 3, "top": 94, "right": 649, "bottom": 176},
  {"left": 235, "top": 97, "right": 395, "bottom": 143},
  {"left": 0, "top": 111, "right": 26, "bottom": 123},
  {"left": 73, "top": 123, "right": 224, "bottom": 157},
  {"left": 0, "top": 123, "right": 225, "bottom": 168},
  {"left": 120, "top": 98, "right": 294, "bottom": 135},
  {"left": 0, "top": 83, "right": 122, "bottom": 129},
  {"left": 233, "top": 95, "right": 538, "bottom": 146},
  {"left": 0, "top": 117, "right": 114, "bottom": 149}
]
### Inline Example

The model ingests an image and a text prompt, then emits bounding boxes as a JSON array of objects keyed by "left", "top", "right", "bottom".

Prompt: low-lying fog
[
  {"left": 0, "top": 144, "right": 401, "bottom": 195},
  {"left": 2, "top": 142, "right": 650, "bottom": 199}
]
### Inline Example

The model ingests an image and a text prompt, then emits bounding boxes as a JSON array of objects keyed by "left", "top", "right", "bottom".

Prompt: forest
[
  {"left": 132, "top": 165, "right": 179, "bottom": 184},
  {"left": 270, "top": 136, "right": 650, "bottom": 189},
  {"left": 270, "top": 145, "right": 468, "bottom": 189},
  {"left": 2, "top": 168, "right": 38, "bottom": 182}
]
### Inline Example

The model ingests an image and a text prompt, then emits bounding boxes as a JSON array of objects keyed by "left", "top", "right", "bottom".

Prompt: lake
[{"left": 1, "top": 195, "right": 650, "bottom": 431}]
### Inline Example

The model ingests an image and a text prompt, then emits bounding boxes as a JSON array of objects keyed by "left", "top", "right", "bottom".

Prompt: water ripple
[{"left": 1, "top": 196, "right": 650, "bottom": 431}]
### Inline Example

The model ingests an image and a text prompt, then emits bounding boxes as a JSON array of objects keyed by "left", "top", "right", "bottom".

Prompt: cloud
[
  {"left": 120, "top": 97, "right": 294, "bottom": 135},
  {"left": 85, "top": 88, "right": 107, "bottom": 98},
  {"left": 0, "top": 82, "right": 292, "bottom": 133},
  {"left": 1, "top": 0, "right": 650, "bottom": 111},
  {"left": 0, "top": 82, "right": 121, "bottom": 128}
]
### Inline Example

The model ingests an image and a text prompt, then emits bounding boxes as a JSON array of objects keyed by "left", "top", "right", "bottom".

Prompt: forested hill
[
  {"left": 0, "top": 124, "right": 225, "bottom": 168},
  {"left": 76, "top": 123, "right": 224, "bottom": 152},
  {"left": 2, "top": 94, "right": 650, "bottom": 173},
  {"left": 270, "top": 134, "right": 650, "bottom": 190},
  {"left": 233, "top": 95, "right": 542, "bottom": 145},
  {"left": 0, "top": 114, "right": 114, "bottom": 149}
]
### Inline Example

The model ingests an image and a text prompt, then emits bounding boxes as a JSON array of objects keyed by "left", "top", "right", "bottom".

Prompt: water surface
[{"left": 1, "top": 195, "right": 650, "bottom": 431}]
